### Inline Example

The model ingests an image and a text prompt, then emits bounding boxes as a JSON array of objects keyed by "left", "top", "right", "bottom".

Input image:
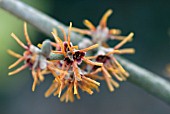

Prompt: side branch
[{"left": 1, "top": 0, "right": 170, "bottom": 104}]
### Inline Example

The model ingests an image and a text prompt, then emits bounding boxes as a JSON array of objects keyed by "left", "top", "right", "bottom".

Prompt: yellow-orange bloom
[
  {"left": 87, "top": 33, "right": 135, "bottom": 91},
  {"left": 72, "top": 9, "right": 127, "bottom": 45},
  {"left": 8, "top": 22, "right": 52, "bottom": 91},
  {"left": 44, "top": 22, "right": 102, "bottom": 102}
]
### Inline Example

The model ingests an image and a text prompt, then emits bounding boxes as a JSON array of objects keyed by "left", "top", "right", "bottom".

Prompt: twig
[
  {"left": 115, "top": 55, "right": 170, "bottom": 104},
  {"left": 0, "top": 0, "right": 85, "bottom": 44},
  {"left": 1, "top": 0, "right": 170, "bottom": 104}
]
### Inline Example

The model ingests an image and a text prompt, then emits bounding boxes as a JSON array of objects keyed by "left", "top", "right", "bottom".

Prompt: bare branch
[{"left": 116, "top": 55, "right": 170, "bottom": 104}]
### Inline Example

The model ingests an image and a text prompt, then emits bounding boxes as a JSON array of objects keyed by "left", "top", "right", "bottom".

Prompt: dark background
[{"left": 0, "top": 0, "right": 170, "bottom": 114}]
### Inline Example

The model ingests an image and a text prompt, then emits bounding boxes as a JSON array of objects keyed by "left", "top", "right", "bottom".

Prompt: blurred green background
[{"left": 0, "top": 0, "right": 170, "bottom": 114}]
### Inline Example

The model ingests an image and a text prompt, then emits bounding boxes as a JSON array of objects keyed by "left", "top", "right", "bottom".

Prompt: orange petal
[
  {"left": 74, "top": 80, "right": 78, "bottom": 94},
  {"left": 109, "top": 29, "right": 121, "bottom": 35},
  {"left": 71, "top": 27, "right": 91, "bottom": 35},
  {"left": 32, "top": 70, "right": 38, "bottom": 92},
  {"left": 45, "top": 83, "right": 58, "bottom": 98},
  {"left": 82, "top": 76, "right": 100, "bottom": 86},
  {"left": 11, "top": 33, "right": 28, "bottom": 49},
  {"left": 52, "top": 28, "right": 58, "bottom": 36},
  {"left": 67, "top": 22, "right": 74, "bottom": 54},
  {"left": 58, "top": 83, "right": 63, "bottom": 98},
  {"left": 58, "top": 26, "right": 67, "bottom": 41},
  {"left": 85, "top": 56, "right": 97, "bottom": 60},
  {"left": 99, "top": 9, "right": 113, "bottom": 28},
  {"left": 83, "top": 57, "right": 103, "bottom": 66},
  {"left": 106, "top": 50, "right": 120, "bottom": 56},
  {"left": 110, "top": 35, "right": 126, "bottom": 41},
  {"left": 83, "top": 20, "right": 96, "bottom": 31},
  {"left": 73, "top": 62, "right": 82, "bottom": 81},
  {"left": 114, "top": 32, "right": 134, "bottom": 49},
  {"left": 37, "top": 68, "right": 44, "bottom": 82},
  {"left": 80, "top": 44, "right": 98, "bottom": 52},
  {"left": 90, "top": 68, "right": 102, "bottom": 75},
  {"left": 51, "top": 32, "right": 66, "bottom": 56},
  {"left": 102, "top": 66, "right": 112, "bottom": 78},
  {"left": 85, "top": 74, "right": 104, "bottom": 80},
  {"left": 8, "top": 64, "right": 29, "bottom": 76},
  {"left": 7, "top": 49, "right": 22, "bottom": 58},
  {"left": 71, "top": 45, "right": 79, "bottom": 50},
  {"left": 24, "top": 22, "right": 32, "bottom": 45},
  {"left": 115, "top": 48, "right": 135, "bottom": 54},
  {"left": 8, "top": 57, "right": 25, "bottom": 69}
]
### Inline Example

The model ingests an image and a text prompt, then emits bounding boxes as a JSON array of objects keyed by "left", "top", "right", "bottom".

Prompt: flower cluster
[
  {"left": 8, "top": 22, "right": 102, "bottom": 102},
  {"left": 73, "top": 9, "right": 135, "bottom": 92},
  {"left": 86, "top": 33, "right": 135, "bottom": 91},
  {"left": 8, "top": 9, "right": 135, "bottom": 102}
]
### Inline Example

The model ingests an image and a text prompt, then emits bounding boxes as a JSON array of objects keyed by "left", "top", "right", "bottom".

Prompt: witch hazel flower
[
  {"left": 72, "top": 9, "right": 127, "bottom": 45},
  {"left": 86, "top": 33, "right": 135, "bottom": 92},
  {"left": 8, "top": 22, "right": 52, "bottom": 91},
  {"left": 44, "top": 22, "right": 102, "bottom": 102}
]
